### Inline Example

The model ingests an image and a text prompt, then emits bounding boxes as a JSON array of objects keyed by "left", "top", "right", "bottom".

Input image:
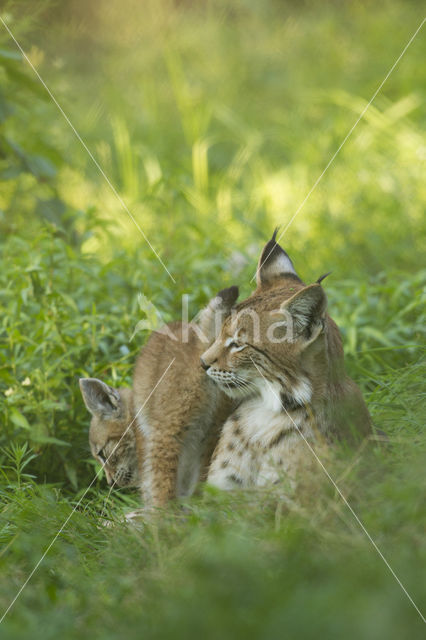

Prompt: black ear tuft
[
  {"left": 316, "top": 271, "right": 332, "bottom": 285},
  {"left": 217, "top": 285, "right": 239, "bottom": 309},
  {"left": 256, "top": 230, "right": 298, "bottom": 286}
]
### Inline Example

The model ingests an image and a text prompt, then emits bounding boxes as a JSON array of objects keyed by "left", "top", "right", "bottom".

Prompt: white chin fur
[{"left": 257, "top": 379, "right": 283, "bottom": 412}]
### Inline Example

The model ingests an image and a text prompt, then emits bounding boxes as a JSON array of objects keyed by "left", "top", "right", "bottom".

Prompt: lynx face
[
  {"left": 201, "top": 234, "right": 327, "bottom": 408},
  {"left": 79, "top": 379, "right": 140, "bottom": 488}
]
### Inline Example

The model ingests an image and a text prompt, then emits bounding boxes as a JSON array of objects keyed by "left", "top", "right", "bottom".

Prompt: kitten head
[{"left": 79, "top": 378, "right": 139, "bottom": 487}]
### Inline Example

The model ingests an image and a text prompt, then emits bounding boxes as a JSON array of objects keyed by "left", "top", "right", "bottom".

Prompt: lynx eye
[
  {"left": 228, "top": 341, "right": 247, "bottom": 353},
  {"left": 97, "top": 448, "right": 106, "bottom": 463},
  {"left": 225, "top": 336, "right": 246, "bottom": 352}
]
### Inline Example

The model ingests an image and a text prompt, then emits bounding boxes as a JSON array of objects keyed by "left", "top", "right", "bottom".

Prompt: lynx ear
[
  {"left": 256, "top": 229, "right": 298, "bottom": 286},
  {"left": 198, "top": 285, "right": 239, "bottom": 342},
  {"left": 79, "top": 378, "right": 121, "bottom": 418},
  {"left": 282, "top": 284, "right": 327, "bottom": 340},
  {"left": 215, "top": 285, "right": 239, "bottom": 310}
]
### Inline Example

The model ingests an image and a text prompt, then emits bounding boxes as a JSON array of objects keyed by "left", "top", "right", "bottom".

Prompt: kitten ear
[
  {"left": 256, "top": 229, "right": 298, "bottom": 287},
  {"left": 197, "top": 285, "right": 239, "bottom": 343},
  {"left": 282, "top": 284, "right": 327, "bottom": 340},
  {"left": 79, "top": 378, "right": 121, "bottom": 418},
  {"left": 215, "top": 285, "right": 239, "bottom": 310}
]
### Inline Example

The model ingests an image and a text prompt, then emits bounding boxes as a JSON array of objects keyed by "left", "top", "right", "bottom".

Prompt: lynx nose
[{"left": 200, "top": 357, "right": 210, "bottom": 371}]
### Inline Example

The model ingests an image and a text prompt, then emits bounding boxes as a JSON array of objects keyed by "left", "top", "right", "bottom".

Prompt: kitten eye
[{"left": 228, "top": 341, "right": 239, "bottom": 349}]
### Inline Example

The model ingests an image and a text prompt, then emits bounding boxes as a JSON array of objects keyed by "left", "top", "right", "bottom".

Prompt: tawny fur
[
  {"left": 80, "top": 288, "right": 239, "bottom": 507},
  {"left": 132, "top": 288, "right": 238, "bottom": 506},
  {"left": 202, "top": 232, "right": 372, "bottom": 490},
  {"left": 79, "top": 381, "right": 143, "bottom": 488}
]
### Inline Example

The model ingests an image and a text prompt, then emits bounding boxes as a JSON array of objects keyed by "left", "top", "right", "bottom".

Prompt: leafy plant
[
  {"left": 0, "top": 1, "right": 424, "bottom": 638},
  {"left": 0, "top": 441, "right": 37, "bottom": 488}
]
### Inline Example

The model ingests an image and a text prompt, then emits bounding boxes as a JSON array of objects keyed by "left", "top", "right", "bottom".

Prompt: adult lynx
[{"left": 201, "top": 232, "right": 372, "bottom": 489}]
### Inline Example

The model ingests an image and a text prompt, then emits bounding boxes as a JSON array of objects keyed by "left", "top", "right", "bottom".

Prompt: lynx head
[
  {"left": 79, "top": 378, "right": 139, "bottom": 487},
  {"left": 200, "top": 231, "right": 329, "bottom": 407}
]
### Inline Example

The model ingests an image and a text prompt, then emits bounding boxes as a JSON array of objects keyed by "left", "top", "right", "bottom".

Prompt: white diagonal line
[
  {"left": 252, "top": 17, "right": 426, "bottom": 283},
  {"left": 249, "top": 357, "right": 425, "bottom": 623},
  {"left": 0, "top": 358, "right": 176, "bottom": 624},
  {"left": 0, "top": 16, "right": 176, "bottom": 284}
]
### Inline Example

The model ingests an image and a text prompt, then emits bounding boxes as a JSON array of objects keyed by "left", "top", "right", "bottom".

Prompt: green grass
[{"left": 0, "top": 1, "right": 425, "bottom": 638}]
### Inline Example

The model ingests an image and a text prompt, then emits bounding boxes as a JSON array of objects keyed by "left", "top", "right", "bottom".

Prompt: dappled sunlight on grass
[{"left": 0, "top": 0, "right": 425, "bottom": 637}]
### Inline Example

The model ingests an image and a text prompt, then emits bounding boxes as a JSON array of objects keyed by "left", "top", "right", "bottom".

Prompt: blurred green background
[{"left": 0, "top": 1, "right": 425, "bottom": 638}]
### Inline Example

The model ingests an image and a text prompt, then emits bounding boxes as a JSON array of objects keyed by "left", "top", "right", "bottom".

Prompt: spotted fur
[{"left": 203, "top": 232, "right": 372, "bottom": 490}]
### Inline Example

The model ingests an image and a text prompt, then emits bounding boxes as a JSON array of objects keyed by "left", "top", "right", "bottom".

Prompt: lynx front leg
[
  {"left": 198, "top": 419, "right": 223, "bottom": 483},
  {"left": 142, "top": 430, "right": 182, "bottom": 507}
]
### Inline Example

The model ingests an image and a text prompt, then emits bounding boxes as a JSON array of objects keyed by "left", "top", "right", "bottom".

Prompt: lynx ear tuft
[
  {"left": 257, "top": 230, "right": 298, "bottom": 286},
  {"left": 79, "top": 378, "right": 121, "bottom": 418},
  {"left": 316, "top": 271, "right": 332, "bottom": 285},
  {"left": 216, "top": 285, "right": 239, "bottom": 309}
]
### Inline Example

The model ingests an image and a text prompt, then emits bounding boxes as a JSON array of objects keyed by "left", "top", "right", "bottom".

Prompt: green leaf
[
  {"left": 57, "top": 292, "right": 78, "bottom": 312},
  {"left": 9, "top": 408, "right": 31, "bottom": 430},
  {"left": 2, "top": 61, "right": 47, "bottom": 98},
  {"left": 0, "top": 165, "right": 23, "bottom": 180},
  {"left": 0, "top": 48, "right": 22, "bottom": 61},
  {"left": 0, "top": 91, "right": 14, "bottom": 122},
  {"left": 30, "top": 434, "right": 71, "bottom": 447},
  {"left": 26, "top": 155, "right": 57, "bottom": 179},
  {"left": 64, "top": 462, "right": 78, "bottom": 490}
]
